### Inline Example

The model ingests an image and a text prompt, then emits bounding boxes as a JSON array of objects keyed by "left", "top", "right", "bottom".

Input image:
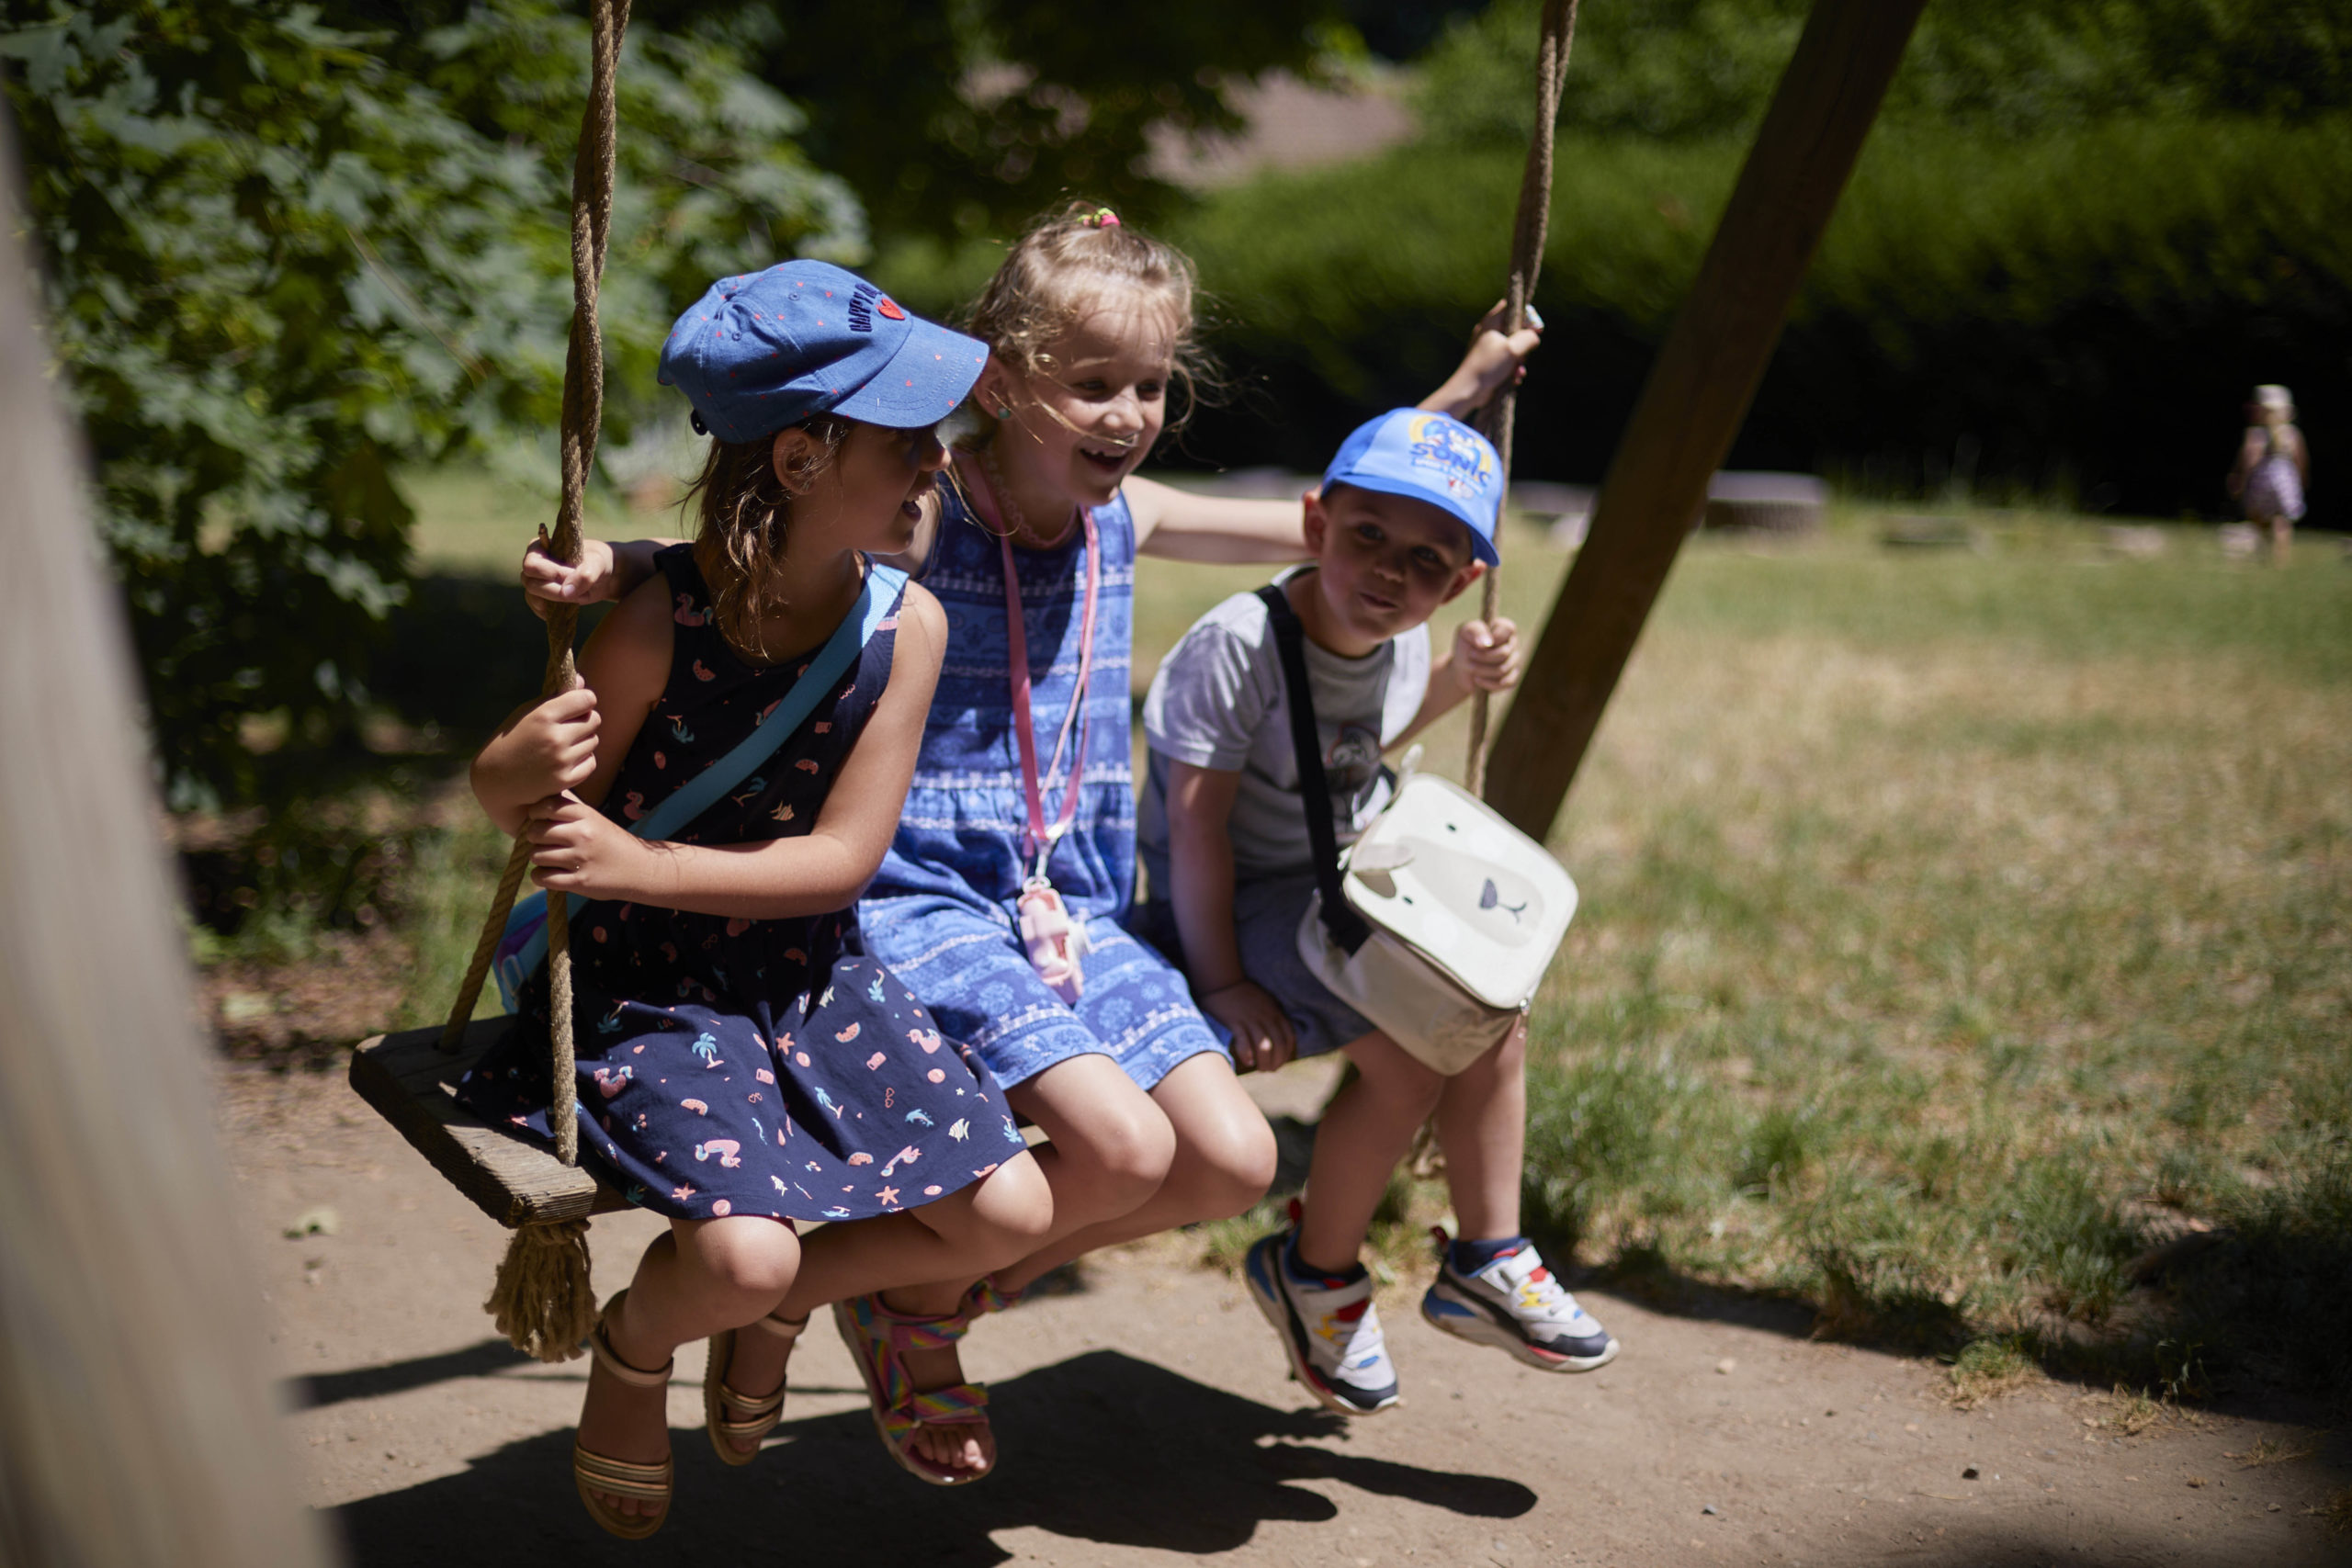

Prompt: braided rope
[
  {"left": 1466, "top": 0, "right": 1578, "bottom": 800},
  {"left": 440, "top": 0, "right": 633, "bottom": 1176}
]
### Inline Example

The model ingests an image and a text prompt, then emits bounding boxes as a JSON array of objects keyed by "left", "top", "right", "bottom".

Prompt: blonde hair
[
  {"left": 963, "top": 202, "right": 1214, "bottom": 441},
  {"left": 2254, "top": 384, "right": 2295, "bottom": 424},
  {"left": 679, "top": 415, "right": 851, "bottom": 663}
]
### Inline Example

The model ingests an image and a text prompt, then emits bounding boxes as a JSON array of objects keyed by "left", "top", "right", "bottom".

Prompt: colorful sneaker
[
  {"left": 1420, "top": 1233, "right": 1621, "bottom": 1372},
  {"left": 1242, "top": 1228, "right": 1401, "bottom": 1416}
]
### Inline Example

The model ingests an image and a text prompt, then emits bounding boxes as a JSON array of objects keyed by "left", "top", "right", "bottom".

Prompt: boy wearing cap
[{"left": 1135, "top": 408, "right": 1620, "bottom": 1417}]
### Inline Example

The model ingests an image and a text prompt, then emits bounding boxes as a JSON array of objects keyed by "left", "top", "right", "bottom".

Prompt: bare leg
[
  {"left": 1431, "top": 1019, "right": 1529, "bottom": 1243},
  {"left": 774, "top": 1151, "right": 1054, "bottom": 1317},
  {"left": 845, "top": 1054, "right": 1175, "bottom": 1476},
  {"left": 1294, "top": 1032, "right": 1444, "bottom": 1273},
  {"left": 706, "top": 1151, "right": 1053, "bottom": 1458},
  {"left": 2267, "top": 514, "right": 2293, "bottom": 563},
  {"left": 580, "top": 1217, "right": 800, "bottom": 1520},
  {"left": 987, "top": 1051, "right": 1277, "bottom": 1291}
]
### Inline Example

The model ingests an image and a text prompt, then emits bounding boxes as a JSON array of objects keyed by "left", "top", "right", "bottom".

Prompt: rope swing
[
  {"left": 366, "top": 0, "right": 1567, "bottom": 1362},
  {"left": 437, "top": 0, "right": 632, "bottom": 1363},
  {"left": 1467, "top": 0, "right": 1578, "bottom": 799}
]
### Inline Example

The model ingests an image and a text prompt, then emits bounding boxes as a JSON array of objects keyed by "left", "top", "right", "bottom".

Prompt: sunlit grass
[{"left": 1492, "top": 509, "right": 2349, "bottom": 1404}]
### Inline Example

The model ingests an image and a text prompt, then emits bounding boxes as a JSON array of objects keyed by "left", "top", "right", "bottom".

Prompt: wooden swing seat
[{"left": 349, "top": 1018, "right": 627, "bottom": 1228}]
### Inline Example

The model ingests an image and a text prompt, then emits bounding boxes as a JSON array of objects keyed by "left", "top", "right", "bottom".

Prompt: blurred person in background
[{"left": 2228, "top": 384, "right": 2307, "bottom": 563}]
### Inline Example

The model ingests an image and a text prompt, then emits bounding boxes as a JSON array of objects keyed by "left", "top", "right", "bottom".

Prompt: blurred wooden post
[
  {"left": 1484, "top": 0, "right": 1928, "bottom": 838},
  {"left": 0, "top": 117, "right": 335, "bottom": 1565}
]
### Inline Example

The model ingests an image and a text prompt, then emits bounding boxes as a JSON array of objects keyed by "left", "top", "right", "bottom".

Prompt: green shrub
[{"left": 1151, "top": 115, "right": 2348, "bottom": 519}]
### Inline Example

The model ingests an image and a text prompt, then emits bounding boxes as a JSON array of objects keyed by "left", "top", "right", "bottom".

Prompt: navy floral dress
[{"left": 459, "top": 546, "right": 1023, "bottom": 1224}]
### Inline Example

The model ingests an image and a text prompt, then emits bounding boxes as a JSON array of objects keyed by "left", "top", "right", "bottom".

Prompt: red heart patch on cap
[{"left": 876, "top": 297, "right": 906, "bottom": 321}]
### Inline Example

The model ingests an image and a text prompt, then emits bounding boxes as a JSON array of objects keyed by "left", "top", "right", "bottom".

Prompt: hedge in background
[{"left": 1159, "top": 115, "right": 2349, "bottom": 518}]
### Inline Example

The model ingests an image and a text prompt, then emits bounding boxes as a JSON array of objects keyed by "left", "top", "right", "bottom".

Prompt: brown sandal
[
  {"left": 703, "top": 1310, "right": 808, "bottom": 1466},
  {"left": 574, "top": 1291, "right": 676, "bottom": 1540}
]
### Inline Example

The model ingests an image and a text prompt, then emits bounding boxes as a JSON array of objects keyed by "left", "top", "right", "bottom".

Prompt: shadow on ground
[
  {"left": 1565, "top": 1234, "right": 2352, "bottom": 1433},
  {"left": 292, "top": 1340, "right": 534, "bottom": 1411},
  {"left": 329, "top": 1349, "right": 1533, "bottom": 1563},
  {"left": 321, "top": 1341, "right": 2348, "bottom": 1566}
]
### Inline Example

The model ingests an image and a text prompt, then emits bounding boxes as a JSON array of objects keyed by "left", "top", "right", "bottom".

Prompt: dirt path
[{"left": 225, "top": 1063, "right": 2345, "bottom": 1566}]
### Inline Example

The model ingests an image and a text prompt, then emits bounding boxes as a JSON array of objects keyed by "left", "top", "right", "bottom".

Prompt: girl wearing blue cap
[
  {"left": 533, "top": 207, "right": 1537, "bottom": 1483},
  {"left": 463, "top": 261, "right": 1051, "bottom": 1533}
]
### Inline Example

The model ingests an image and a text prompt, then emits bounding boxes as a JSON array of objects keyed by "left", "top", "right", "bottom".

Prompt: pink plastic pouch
[
  {"left": 1016, "top": 878, "right": 1091, "bottom": 1006},
  {"left": 993, "top": 498, "right": 1102, "bottom": 1008}
]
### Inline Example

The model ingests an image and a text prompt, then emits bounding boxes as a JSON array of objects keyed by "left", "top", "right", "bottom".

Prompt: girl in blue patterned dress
[
  {"left": 537, "top": 208, "right": 1538, "bottom": 1479},
  {"left": 465, "top": 261, "right": 1049, "bottom": 1534},
  {"left": 843, "top": 209, "right": 1540, "bottom": 1370}
]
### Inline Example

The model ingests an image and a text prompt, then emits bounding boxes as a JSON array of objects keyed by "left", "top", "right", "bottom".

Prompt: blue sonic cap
[
  {"left": 1320, "top": 409, "right": 1504, "bottom": 565},
  {"left": 659, "top": 260, "right": 989, "bottom": 442}
]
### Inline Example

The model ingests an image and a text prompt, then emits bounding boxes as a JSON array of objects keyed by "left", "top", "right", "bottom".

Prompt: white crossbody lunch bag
[{"left": 1257, "top": 583, "right": 1577, "bottom": 1074}]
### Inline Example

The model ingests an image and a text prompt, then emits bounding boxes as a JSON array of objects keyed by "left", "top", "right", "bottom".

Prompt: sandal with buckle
[
  {"left": 965, "top": 1273, "right": 1029, "bottom": 1317},
  {"left": 703, "top": 1309, "right": 808, "bottom": 1466},
  {"left": 574, "top": 1290, "right": 676, "bottom": 1540},
  {"left": 831, "top": 1293, "right": 993, "bottom": 1486}
]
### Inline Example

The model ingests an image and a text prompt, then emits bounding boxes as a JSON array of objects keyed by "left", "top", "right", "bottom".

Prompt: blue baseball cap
[
  {"left": 1320, "top": 409, "right": 1504, "bottom": 565},
  {"left": 659, "top": 260, "right": 989, "bottom": 443}
]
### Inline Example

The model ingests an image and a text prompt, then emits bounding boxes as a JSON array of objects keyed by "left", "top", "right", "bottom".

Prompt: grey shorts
[{"left": 1131, "top": 869, "right": 1374, "bottom": 1061}]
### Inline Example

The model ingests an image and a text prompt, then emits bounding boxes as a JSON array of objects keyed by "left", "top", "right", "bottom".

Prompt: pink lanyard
[{"left": 1000, "top": 509, "right": 1101, "bottom": 881}]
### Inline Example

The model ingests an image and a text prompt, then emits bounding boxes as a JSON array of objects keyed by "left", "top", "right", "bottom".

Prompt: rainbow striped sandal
[
  {"left": 964, "top": 1274, "right": 1028, "bottom": 1317},
  {"left": 831, "top": 1293, "right": 993, "bottom": 1486}
]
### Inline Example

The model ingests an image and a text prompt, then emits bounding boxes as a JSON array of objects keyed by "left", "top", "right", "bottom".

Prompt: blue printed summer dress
[
  {"left": 458, "top": 546, "right": 1022, "bottom": 1223},
  {"left": 858, "top": 482, "right": 1223, "bottom": 1091}
]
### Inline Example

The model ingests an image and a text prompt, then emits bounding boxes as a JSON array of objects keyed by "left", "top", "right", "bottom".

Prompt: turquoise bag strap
[{"left": 629, "top": 559, "right": 906, "bottom": 843}]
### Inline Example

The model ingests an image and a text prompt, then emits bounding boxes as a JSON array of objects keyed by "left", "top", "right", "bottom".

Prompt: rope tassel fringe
[{"left": 484, "top": 1218, "right": 597, "bottom": 1363}]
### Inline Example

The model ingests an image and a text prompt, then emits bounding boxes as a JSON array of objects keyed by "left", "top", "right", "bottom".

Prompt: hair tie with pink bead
[{"left": 1082, "top": 208, "right": 1121, "bottom": 229}]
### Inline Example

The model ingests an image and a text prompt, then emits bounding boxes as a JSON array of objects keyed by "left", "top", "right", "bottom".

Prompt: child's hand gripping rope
[
  {"left": 471, "top": 677, "right": 602, "bottom": 832},
  {"left": 523, "top": 529, "right": 625, "bottom": 617},
  {"left": 1425, "top": 300, "right": 1546, "bottom": 417},
  {"left": 1448, "top": 616, "right": 1525, "bottom": 697},
  {"left": 522, "top": 790, "right": 665, "bottom": 902}
]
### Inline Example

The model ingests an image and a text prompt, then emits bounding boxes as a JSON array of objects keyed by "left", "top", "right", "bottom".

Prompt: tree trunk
[{"left": 1485, "top": 0, "right": 1929, "bottom": 838}]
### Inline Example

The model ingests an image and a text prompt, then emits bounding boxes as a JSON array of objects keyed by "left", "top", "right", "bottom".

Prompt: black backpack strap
[{"left": 1255, "top": 582, "right": 1370, "bottom": 955}]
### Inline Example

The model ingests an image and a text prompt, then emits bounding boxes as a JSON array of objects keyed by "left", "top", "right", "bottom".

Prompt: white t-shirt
[{"left": 1137, "top": 570, "right": 1430, "bottom": 895}]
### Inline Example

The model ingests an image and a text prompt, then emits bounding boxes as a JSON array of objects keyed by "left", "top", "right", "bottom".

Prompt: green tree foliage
[
  {"left": 1, "top": 0, "right": 856, "bottom": 805},
  {"left": 1415, "top": 0, "right": 2352, "bottom": 147},
  {"left": 623, "top": 0, "right": 1344, "bottom": 243}
]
